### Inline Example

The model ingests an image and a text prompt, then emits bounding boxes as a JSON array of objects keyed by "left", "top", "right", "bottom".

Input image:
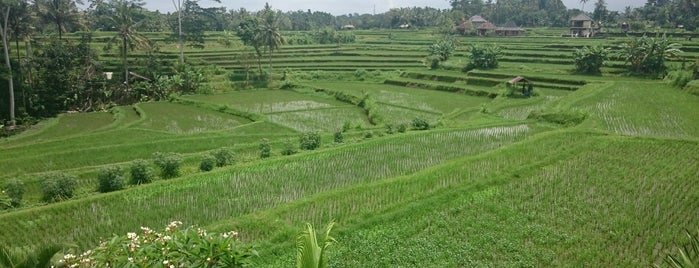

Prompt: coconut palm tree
[
  {"left": 34, "top": 0, "right": 82, "bottom": 40},
  {"left": 256, "top": 3, "right": 284, "bottom": 77},
  {"left": 580, "top": 0, "right": 590, "bottom": 11},
  {"left": 104, "top": 0, "right": 149, "bottom": 87}
]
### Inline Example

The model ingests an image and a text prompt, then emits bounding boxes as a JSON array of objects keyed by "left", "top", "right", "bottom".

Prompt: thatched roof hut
[{"left": 477, "top": 22, "right": 496, "bottom": 36}]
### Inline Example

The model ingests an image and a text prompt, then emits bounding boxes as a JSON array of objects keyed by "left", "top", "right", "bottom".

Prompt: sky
[{"left": 143, "top": 0, "right": 647, "bottom": 15}]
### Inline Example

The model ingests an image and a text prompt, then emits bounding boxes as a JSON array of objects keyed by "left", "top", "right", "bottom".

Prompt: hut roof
[
  {"left": 508, "top": 76, "right": 529, "bottom": 84},
  {"left": 477, "top": 22, "right": 496, "bottom": 30},
  {"left": 571, "top": 14, "right": 593, "bottom": 21},
  {"left": 470, "top": 15, "right": 487, "bottom": 23}
]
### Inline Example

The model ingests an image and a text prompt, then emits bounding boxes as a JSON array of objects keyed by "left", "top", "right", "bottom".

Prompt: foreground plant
[
  {"left": 658, "top": 229, "right": 699, "bottom": 268},
  {"left": 60, "top": 221, "right": 257, "bottom": 267},
  {"left": 297, "top": 221, "right": 336, "bottom": 268}
]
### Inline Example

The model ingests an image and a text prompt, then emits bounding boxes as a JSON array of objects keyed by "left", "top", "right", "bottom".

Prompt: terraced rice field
[{"left": 1, "top": 29, "right": 698, "bottom": 267}]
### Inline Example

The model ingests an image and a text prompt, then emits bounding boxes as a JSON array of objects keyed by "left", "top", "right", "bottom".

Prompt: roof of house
[
  {"left": 477, "top": 22, "right": 496, "bottom": 30},
  {"left": 470, "top": 15, "right": 488, "bottom": 23},
  {"left": 571, "top": 14, "right": 593, "bottom": 21}
]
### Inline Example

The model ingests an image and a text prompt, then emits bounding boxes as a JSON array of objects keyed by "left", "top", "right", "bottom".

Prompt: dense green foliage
[
  {"left": 153, "top": 152, "right": 183, "bottom": 179},
  {"left": 300, "top": 132, "right": 321, "bottom": 150},
  {"left": 129, "top": 159, "right": 154, "bottom": 185},
  {"left": 97, "top": 166, "right": 126, "bottom": 193},
  {"left": 621, "top": 35, "right": 683, "bottom": 77},
  {"left": 465, "top": 44, "right": 501, "bottom": 71},
  {"left": 61, "top": 221, "right": 257, "bottom": 267},
  {"left": 40, "top": 173, "right": 76, "bottom": 203},
  {"left": 4, "top": 179, "right": 24, "bottom": 208},
  {"left": 573, "top": 45, "right": 609, "bottom": 74}
]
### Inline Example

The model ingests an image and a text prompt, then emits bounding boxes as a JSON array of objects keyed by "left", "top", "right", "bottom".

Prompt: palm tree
[
  {"left": 104, "top": 0, "right": 149, "bottom": 87},
  {"left": 34, "top": 0, "right": 82, "bottom": 40},
  {"left": 256, "top": 3, "right": 284, "bottom": 77},
  {"left": 580, "top": 0, "right": 590, "bottom": 11}
]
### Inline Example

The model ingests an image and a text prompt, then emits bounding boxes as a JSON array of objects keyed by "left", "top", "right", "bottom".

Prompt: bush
[
  {"left": 259, "top": 139, "right": 271, "bottom": 158},
  {"left": 665, "top": 70, "right": 693, "bottom": 88},
  {"left": 363, "top": 131, "right": 374, "bottom": 139},
  {"left": 464, "top": 44, "right": 501, "bottom": 71},
  {"left": 684, "top": 80, "right": 699, "bottom": 96},
  {"left": 397, "top": 123, "right": 408, "bottom": 133},
  {"left": 300, "top": 132, "right": 321, "bottom": 150},
  {"left": 130, "top": 159, "right": 153, "bottom": 185},
  {"left": 97, "top": 166, "right": 125, "bottom": 193},
  {"left": 153, "top": 152, "right": 183, "bottom": 179},
  {"left": 281, "top": 140, "right": 298, "bottom": 156},
  {"left": 411, "top": 118, "right": 430, "bottom": 130},
  {"left": 333, "top": 131, "right": 344, "bottom": 143},
  {"left": 573, "top": 45, "right": 609, "bottom": 74},
  {"left": 212, "top": 148, "right": 235, "bottom": 167},
  {"left": 61, "top": 221, "right": 257, "bottom": 267},
  {"left": 199, "top": 155, "right": 216, "bottom": 172},
  {"left": 41, "top": 173, "right": 76, "bottom": 203},
  {"left": 4, "top": 179, "right": 25, "bottom": 207}
]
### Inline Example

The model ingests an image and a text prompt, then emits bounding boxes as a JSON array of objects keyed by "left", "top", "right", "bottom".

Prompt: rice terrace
[{"left": 0, "top": 0, "right": 698, "bottom": 267}]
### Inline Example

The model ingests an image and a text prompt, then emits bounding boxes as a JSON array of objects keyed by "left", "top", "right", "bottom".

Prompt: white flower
[
  {"left": 163, "top": 260, "right": 169, "bottom": 265},
  {"left": 128, "top": 257, "right": 134, "bottom": 262},
  {"left": 127, "top": 232, "right": 138, "bottom": 240}
]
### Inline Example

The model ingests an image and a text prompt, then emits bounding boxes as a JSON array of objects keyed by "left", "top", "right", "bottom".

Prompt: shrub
[
  {"left": 97, "top": 166, "right": 125, "bottom": 193},
  {"left": 573, "top": 45, "right": 609, "bottom": 74},
  {"left": 428, "top": 37, "right": 456, "bottom": 62},
  {"left": 41, "top": 173, "right": 76, "bottom": 203},
  {"left": 212, "top": 148, "right": 235, "bottom": 167},
  {"left": 300, "top": 132, "right": 321, "bottom": 150},
  {"left": 684, "top": 80, "right": 699, "bottom": 96},
  {"left": 260, "top": 139, "right": 271, "bottom": 158},
  {"left": 130, "top": 159, "right": 153, "bottom": 185},
  {"left": 397, "top": 123, "right": 408, "bottom": 133},
  {"left": 200, "top": 155, "right": 216, "bottom": 172},
  {"left": 665, "top": 70, "right": 693, "bottom": 88},
  {"left": 333, "top": 131, "right": 343, "bottom": 143},
  {"left": 281, "top": 140, "right": 298, "bottom": 156},
  {"left": 411, "top": 118, "right": 430, "bottom": 130},
  {"left": 61, "top": 221, "right": 257, "bottom": 267},
  {"left": 620, "top": 35, "right": 682, "bottom": 77},
  {"left": 4, "top": 179, "right": 25, "bottom": 207},
  {"left": 464, "top": 44, "right": 501, "bottom": 71},
  {"left": 153, "top": 152, "right": 183, "bottom": 179},
  {"left": 363, "top": 131, "right": 374, "bottom": 139}
]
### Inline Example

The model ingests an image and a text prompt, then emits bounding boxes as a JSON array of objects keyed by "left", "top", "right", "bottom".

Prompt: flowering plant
[{"left": 60, "top": 221, "right": 256, "bottom": 267}]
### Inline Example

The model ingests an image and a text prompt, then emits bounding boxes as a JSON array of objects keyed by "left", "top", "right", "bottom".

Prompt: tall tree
[
  {"left": 580, "top": 0, "right": 590, "bottom": 11},
  {"left": 257, "top": 3, "right": 283, "bottom": 76},
  {"left": 34, "top": 0, "right": 83, "bottom": 39},
  {"left": 104, "top": 0, "right": 148, "bottom": 87},
  {"left": 0, "top": 2, "right": 15, "bottom": 127},
  {"left": 236, "top": 13, "right": 262, "bottom": 74},
  {"left": 171, "top": 0, "right": 220, "bottom": 64},
  {"left": 592, "top": 0, "right": 608, "bottom": 23}
]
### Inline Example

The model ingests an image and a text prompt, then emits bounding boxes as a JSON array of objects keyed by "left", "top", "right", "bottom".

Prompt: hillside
[{"left": 1, "top": 30, "right": 698, "bottom": 267}]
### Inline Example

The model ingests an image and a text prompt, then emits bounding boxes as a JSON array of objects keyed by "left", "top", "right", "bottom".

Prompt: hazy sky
[{"left": 144, "top": 0, "right": 646, "bottom": 15}]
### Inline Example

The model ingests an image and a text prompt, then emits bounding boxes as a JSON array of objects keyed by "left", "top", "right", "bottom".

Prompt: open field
[{"left": 1, "top": 28, "right": 698, "bottom": 267}]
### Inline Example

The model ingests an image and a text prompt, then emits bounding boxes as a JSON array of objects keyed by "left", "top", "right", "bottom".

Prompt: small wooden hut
[
  {"left": 455, "top": 19, "right": 474, "bottom": 35},
  {"left": 508, "top": 76, "right": 533, "bottom": 97}
]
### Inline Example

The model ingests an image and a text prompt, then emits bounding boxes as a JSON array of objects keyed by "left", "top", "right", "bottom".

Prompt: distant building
[
  {"left": 399, "top": 23, "right": 411, "bottom": 29},
  {"left": 570, "top": 14, "right": 598, "bottom": 37},
  {"left": 455, "top": 19, "right": 474, "bottom": 35},
  {"left": 477, "top": 22, "right": 496, "bottom": 36},
  {"left": 341, "top": 24, "right": 355, "bottom": 30},
  {"left": 469, "top": 15, "right": 488, "bottom": 27},
  {"left": 496, "top": 21, "right": 526, "bottom": 36}
]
